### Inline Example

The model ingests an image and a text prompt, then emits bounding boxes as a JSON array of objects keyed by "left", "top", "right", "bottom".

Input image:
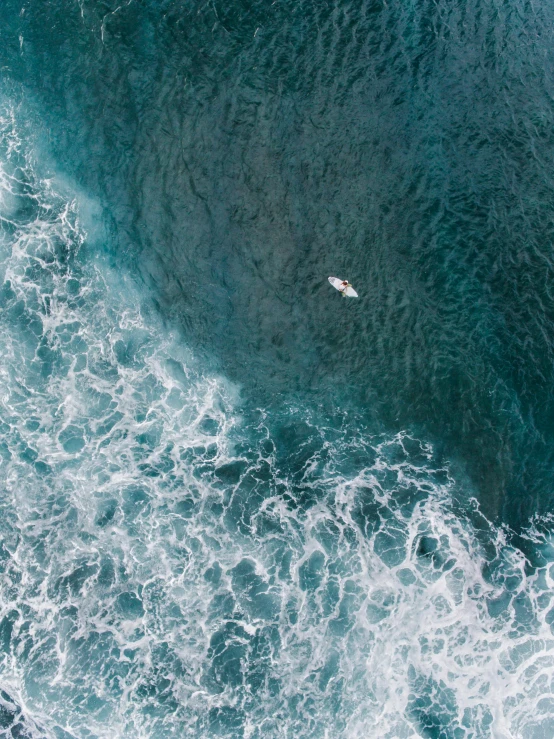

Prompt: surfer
[{"left": 328, "top": 276, "right": 358, "bottom": 297}]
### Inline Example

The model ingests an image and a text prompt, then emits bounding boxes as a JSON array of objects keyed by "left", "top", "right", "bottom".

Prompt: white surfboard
[{"left": 328, "top": 276, "right": 358, "bottom": 298}]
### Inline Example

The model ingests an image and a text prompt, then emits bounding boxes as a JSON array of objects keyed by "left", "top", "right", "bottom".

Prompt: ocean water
[{"left": 0, "top": 0, "right": 554, "bottom": 737}]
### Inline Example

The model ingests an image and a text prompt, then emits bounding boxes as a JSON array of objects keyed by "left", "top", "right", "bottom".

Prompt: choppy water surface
[{"left": 0, "top": 0, "right": 554, "bottom": 737}]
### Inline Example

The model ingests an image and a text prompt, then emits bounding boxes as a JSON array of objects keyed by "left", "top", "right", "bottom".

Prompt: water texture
[{"left": 0, "top": 0, "right": 553, "bottom": 736}]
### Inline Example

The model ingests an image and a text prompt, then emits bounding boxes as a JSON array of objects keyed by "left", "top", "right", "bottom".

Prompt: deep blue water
[{"left": 0, "top": 0, "right": 553, "bottom": 737}]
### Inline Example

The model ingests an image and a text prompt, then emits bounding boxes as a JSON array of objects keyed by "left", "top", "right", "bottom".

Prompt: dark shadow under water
[{"left": 3, "top": 0, "right": 554, "bottom": 527}]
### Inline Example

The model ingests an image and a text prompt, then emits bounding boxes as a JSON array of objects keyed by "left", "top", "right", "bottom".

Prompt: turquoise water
[{"left": 0, "top": 1, "right": 554, "bottom": 736}]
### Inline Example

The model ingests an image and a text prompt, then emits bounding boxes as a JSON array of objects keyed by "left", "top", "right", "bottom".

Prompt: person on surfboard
[
  {"left": 339, "top": 280, "right": 351, "bottom": 294},
  {"left": 328, "top": 275, "right": 358, "bottom": 297}
]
